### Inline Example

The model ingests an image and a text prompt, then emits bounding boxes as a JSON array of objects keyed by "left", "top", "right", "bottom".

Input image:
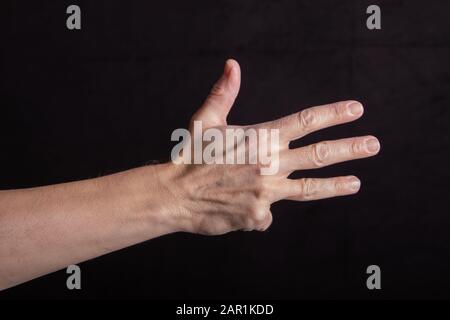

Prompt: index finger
[{"left": 259, "top": 100, "right": 364, "bottom": 142}]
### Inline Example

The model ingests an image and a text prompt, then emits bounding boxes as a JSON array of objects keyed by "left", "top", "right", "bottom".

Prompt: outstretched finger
[
  {"left": 260, "top": 100, "right": 364, "bottom": 142},
  {"left": 279, "top": 176, "right": 361, "bottom": 201},
  {"left": 280, "top": 136, "right": 380, "bottom": 173}
]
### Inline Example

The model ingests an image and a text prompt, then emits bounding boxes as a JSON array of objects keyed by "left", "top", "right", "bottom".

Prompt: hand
[{"left": 163, "top": 59, "right": 381, "bottom": 235}]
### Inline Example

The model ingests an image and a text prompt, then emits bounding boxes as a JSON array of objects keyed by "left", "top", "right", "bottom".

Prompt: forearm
[{"left": 0, "top": 163, "right": 181, "bottom": 290}]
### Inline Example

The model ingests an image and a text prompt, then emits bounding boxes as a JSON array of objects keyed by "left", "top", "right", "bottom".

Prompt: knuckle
[
  {"left": 334, "top": 178, "right": 347, "bottom": 192},
  {"left": 248, "top": 202, "right": 268, "bottom": 222},
  {"left": 331, "top": 102, "right": 346, "bottom": 119},
  {"left": 351, "top": 139, "right": 363, "bottom": 154},
  {"left": 258, "top": 157, "right": 274, "bottom": 171},
  {"left": 298, "top": 109, "right": 315, "bottom": 130},
  {"left": 311, "top": 142, "right": 330, "bottom": 167},
  {"left": 210, "top": 82, "right": 225, "bottom": 97},
  {"left": 253, "top": 178, "right": 271, "bottom": 200},
  {"left": 299, "top": 178, "right": 317, "bottom": 200},
  {"left": 257, "top": 214, "right": 273, "bottom": 231}
]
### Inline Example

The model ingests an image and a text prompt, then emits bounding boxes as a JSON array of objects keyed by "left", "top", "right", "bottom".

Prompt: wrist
[{"left": 134, "top": 162, "right": 195, "bottom": 235}]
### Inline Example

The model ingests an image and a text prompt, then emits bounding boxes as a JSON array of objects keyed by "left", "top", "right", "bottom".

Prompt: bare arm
[
  {"left": 0, "top": 59, "right": 380, "bottom": 290},
  {"left": 0, "top": 164, "right": 182, "bottom": 289}
]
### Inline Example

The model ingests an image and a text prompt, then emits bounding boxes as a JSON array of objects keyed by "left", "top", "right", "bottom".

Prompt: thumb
[{"left": 191, "top": 59, "right": 241, "bottom": 128}]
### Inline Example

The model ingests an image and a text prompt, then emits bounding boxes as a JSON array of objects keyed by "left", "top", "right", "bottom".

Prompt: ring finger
[{"left": 280, "top": 135, "right": 380, "bottom": 174}]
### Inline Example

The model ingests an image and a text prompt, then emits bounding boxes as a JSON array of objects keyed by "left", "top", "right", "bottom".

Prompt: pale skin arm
[{"left": 0, "top": 59, "right": 380, "bottom": 290}]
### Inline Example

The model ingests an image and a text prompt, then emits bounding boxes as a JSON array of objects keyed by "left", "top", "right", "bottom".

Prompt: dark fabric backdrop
[{"left": 0, "top": 0, "right": 449, "bottom": 299}]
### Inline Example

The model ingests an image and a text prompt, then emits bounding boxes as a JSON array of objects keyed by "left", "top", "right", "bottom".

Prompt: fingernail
[
  {"left": 365, "top": 138, "right": 380, "bottom": 153},
  {"left": 348, "top": 177, "right": 361, "bottom": 191},
  {"left": 348, "top": 102, "right": 363, "bottom": 116},
  {"left": 224, "top": 60, "right": 234, "bottom": 76}
]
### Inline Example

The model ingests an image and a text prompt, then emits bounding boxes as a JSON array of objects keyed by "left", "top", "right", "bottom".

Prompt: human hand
[{"left": 163, "top": 59, "right": 380, "bottom": 235}]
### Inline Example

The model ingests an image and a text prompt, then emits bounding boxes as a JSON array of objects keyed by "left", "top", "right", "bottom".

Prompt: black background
[{"left": 0, "top": 0, "right": 449, "bottom": 299}]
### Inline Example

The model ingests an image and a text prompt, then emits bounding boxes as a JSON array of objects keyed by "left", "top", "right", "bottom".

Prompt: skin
[{"left": 0, "top": 59, "right": 380, "bottom": 290}]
